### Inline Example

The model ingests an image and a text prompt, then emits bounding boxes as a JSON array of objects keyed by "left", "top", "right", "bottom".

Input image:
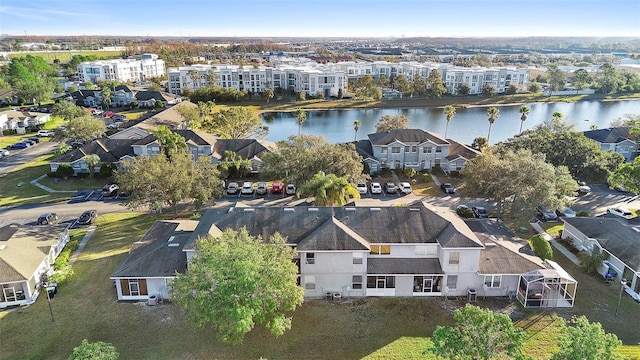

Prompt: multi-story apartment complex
[
  {"left": 77, "top": 54, "right": 166, "bottom": 84},
  {"left": 167, "top": 62, "right": 347, "bottom": 98}
]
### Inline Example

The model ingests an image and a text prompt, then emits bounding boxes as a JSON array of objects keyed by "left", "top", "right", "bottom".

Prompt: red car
[
  {"left": 271, "top": 181, "right": 284, "bottom": 194},
  {"left": 103, "top": 111, "right": 115, "bottom": 118}
]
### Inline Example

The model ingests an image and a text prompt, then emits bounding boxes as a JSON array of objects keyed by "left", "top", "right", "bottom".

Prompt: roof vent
[
  {"left": 409, "top": 208, "right": 420, "bottom": 212},
  {"left": 485, "top": 242, "right": 497, "bottom": 247},
  {"left": 0, "top": 245, "right": 5, "bottom": 251},
  {"left": 345, "top": 207, "right": 356, "bottom": 212},
  {"left": 308, "top": 208, "right": 319, "bottom": 212},
  {"left": 168, "top": 243, "right": 180, "bottom": 247},
  {"left": 243, "top": 208, "right": 255, "bottom": 212},
  {"left": 283, "top": 208, "right": 295, "bottom": 212},
  {"left": 370, "top": 208, "right": 381, "bottom": 211},
  {"left": 168, "top": 236, "right": 175, "bottom": 242}
]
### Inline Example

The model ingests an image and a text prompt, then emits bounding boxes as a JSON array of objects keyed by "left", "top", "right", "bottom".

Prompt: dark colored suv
[
  {"left": 37, "top": 212, "right": 59, "bottom": 225},
  {"left": 440, "top": 183, "right": 455, "bottom": 194}
]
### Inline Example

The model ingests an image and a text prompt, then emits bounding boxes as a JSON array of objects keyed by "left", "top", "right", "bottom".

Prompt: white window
[
  {"left": 129, "top": 279, "right": 140, "bottom": 296},
  {"left": 449, "top": 252, "right": 460, "bottom": 265},
  {"left": 392, "top": 147, "right": 401, "bottom": 154},
  {"left": 304, "top": 276, "right": 315, "bottom": 290},
  {"left": 423, "top": 147, "right": 432, "bottom": 154},
  {"left": 352, "top": 275, "right": 363, "bottom": 289},
  {"left": 353, "top": 253, "right": 363, "bottom": 264},
  {"left": 484, "top": 275, "right": 502, "bottom": 288},
  {"left": 446, "top": 275, "right": 457, "bottom": 290},
  {"left": 305, "top": 252, "right": 315, "bottom": 265},
  {"left": 415, "top": 245, "right": 437, "bottom": 256}
]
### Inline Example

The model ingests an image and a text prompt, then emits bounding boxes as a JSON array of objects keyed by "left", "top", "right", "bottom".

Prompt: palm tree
[
  {"left": 295, "top": 109, "right": 307, "bottom": 136},
  {"left": 486, "top": 107, "right": 500, "bottom": 144},
  {"left": 518, "top": 105, "right": 530, "bottom": 134},
  {"left": 83, "top": 154, "right": 100, "bottom": 179},
  {"left": 300, "top": 172, "right": 360, "bottom": 206},
  {"left": 443, "top": 105, "right": 456, "bottom": 138},
  {"left": 353, "top": 120, "right": 361, "bottom": 141}
]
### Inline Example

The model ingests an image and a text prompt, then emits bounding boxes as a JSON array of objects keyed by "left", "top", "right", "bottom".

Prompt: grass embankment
[
  {"left": 1, "top": 212, "right": 638, "bottom": 359},
  {"left": 0, "top": 117, "right": 65, "bottom": 149},
  {"left": 0, "top": 154, "right": 71, "bottom": 207},
  {"left": 7, "top": 50, "right": 123, "bottom": 63}
]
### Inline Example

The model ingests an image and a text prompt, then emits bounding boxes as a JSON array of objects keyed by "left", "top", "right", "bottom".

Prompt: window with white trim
[
  {"left": 370, "top": 245, "right": 390, "bottom": 255},
  {"left": 449, "top": 251, "right": 460, "bottom": 265},
  {"left": 415, "top": 245, "right": 437, "bottom": 256},
  {"left": 484, "top": 275, "right": 502, "bottom": 288},
  {"left": 367, "top": 276, "right": 395, "bottom": 289},
  {"left": 304, "top": 276, "right": 315, "bottom": 290},
  {"left": 446, "top": 275, "right": 457, "bottom": 290},
  {"left": 352, "top": 275, "right": 363, "bottom": 289},
  {"left": 391, "top": 147, "right": 401, "bottom": 154},
  {"left": 305, "top": 252, "right": 315, "bottom": 264},
  {"left": 423, "top": 147, "right": 432, "bottom": 154},
  {"left": 129, "top": 279, "right": 140, "bottom": 296},
  {"left": 353, "top": 253, "right": 363, "bottom": 264}
]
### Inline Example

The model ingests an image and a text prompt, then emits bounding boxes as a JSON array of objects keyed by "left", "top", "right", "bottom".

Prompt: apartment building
[{"left": 77, "top": 54, "right": 166, "bottom": 83}]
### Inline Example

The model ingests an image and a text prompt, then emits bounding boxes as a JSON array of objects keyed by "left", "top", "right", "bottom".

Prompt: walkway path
[
  {"left": 30, "top": 174, "right": 76, "bottom": 193},
  {"left": 530, "top": 220, "right": 580, "bottom": 266},
  {"left": 69, "top": 226, "right": 97, "bottom": 266}
]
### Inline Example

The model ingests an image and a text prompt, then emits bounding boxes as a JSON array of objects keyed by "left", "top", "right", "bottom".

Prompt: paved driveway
[
  {"left": 571, "top": 184, "right": 639, "bottom": 216},
  {"left": 0, "top": 141, "right": 58, "bottom": 174}
]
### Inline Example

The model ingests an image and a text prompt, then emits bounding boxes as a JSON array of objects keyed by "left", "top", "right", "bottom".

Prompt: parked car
[
  {"left": 256, "top": 182, "right": 268, "bottom": 195},
  {"left": 577, "top": 185, "right": 591, "bottom": 195},
  {"left": 37, "top": 212, "right": 58, "bottom": 225},
  {"left": 356, "top": 182, "right": 368, "bottom": 195},
  {"left": 102, "top": 184, "right": 119, "bottom": 197},
  {"left": 226, "top": 182, "right": 239, "bottom": 195},
  {"left": 286, "top": 184, "right": 296, "bottom": 196},
  {"left": 241, "top": 181, "right": 254, "bottom": 195},
  {"left": 607, "top": 207, "right": 634, "bottom": 219},
  {"left": 28, "top": 137, "right": 40, "bottom": 143},
  {"left": 271, "top": 181, "right": 284, "bottom": 194},
  {"left": 399, "top": 182, "right": 412, "bottom": 195},
  {"left": 384, "top": 182, "right": 398, "bottom": 194},
  {"left": 555, "top": 207, "right": 576, "bottom": 218},
  {"left": 22, "top": 138, "right": 36, "bottom": 145},
  {"left": 38, "top": 129, "right": 54, "bottom": 137},
  {"left": 0, "top": 149, "right": 9, "bottom": 157},
  {"left": 472, "top": 206, "right": 489, "bottom": 218},
  {"left": 613, "top": 185, "right": 628, "bottom": 192},
  {"left": 370, "top": 182, "right": 382, "bottom": 194},
  {"left": 440, "top": 183, "right": 455, "bottom": 194},
  {"left": 536, "top": 205, "right": 558, "bottom": 221},
  {"left": 77, "top": 210, "right": 98, "bottom": 225},
  {"left": 103, "top": 111, "right": 115, "bottom": 118},
  {"left": 107, "top": 121, "right": 123, "bottom": 129},
  {"left": 10, "top": 142, "right": 29, "bottom": 149}
]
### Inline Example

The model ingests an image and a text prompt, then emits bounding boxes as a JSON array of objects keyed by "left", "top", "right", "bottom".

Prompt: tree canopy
[
  {"left": 52, "top": 102, "right": 88, "bottom": 121},
  {"left": 375, "top": 114, "right": 410, "bottom": 133},
  {"left": 261, "top": 134, "right": 366, "bottom": 186},
  {"left": 3, "top": 55, "right": 57, "bottom": 104},
  {"left": 608, "top": 156, "right": 640, "bottom": 195},
  {"left": 552, "top": 316, "right": 623, "bottom": 360},
  {"left": 61, "top": 115, "right": 107, "bottom": 142},
  {"left": 201, "top": 106, "right": 266, "bottom": 139},
  {"left": 69, "top": 339, "right": 119, "bottom": 360},
  {"left": 353, "top": 75, "right": 382, "bottom": 100},
  {"left": 427, "top": 304, "right": 527, "bottom": 360},
  {"left": 426, "top": 69, "right": 447, "bottom": 98},
  {"left": 150, "top": 125, "right": 188, "bottom": 157},
  {"left": 461, "top": 148, "right": 576, "bottom": 217},
  {"left": 299, "top": 172, "right": 360, "bottom": 206},
  {"left": 170, "top": 228, "right": 304, "bottom": 344}
]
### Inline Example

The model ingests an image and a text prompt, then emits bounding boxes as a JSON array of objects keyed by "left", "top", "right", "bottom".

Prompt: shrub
[
  {"left": 76, "top": 172, "right": 89, "bottom": 179},
  {"left": 189, "top": 212, "right": 203, "bottom": 220},
  {"left": 579, "top": 248, "right": 608, "bottom": 274},
  {"left": 529, "top": 234, "right": 553, "bottom": 260},
  {"left": 576, "top": 210, "right": 591, "bottom": 217},
  {"left": 55, "top": 163, "right": 74, "bottom": 180},
  {"left": 456, "top": 206, "right": 474, "bottom": 218},
  {"left": 47, "top": 171, "right": 61, "bottom": 178},
  {"left": 421, "top": 173, "right": 431, "bottom": 183},
  {"left": 3, "top": 129, "right": 15, "bottom": 136},
  {"left": 98, "top": 162, "right": 117, "bottom": 178}
]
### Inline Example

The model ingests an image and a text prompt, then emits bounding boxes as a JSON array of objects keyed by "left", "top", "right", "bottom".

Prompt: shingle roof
[
  {"left": 297, "top": 216, "right": 370, "bottom": 251},
  {"left": 563, "top": 217, "right": 640, "bottom": 271},
  {"left": 134, "top": 90, "right": 178, "bottom": 102},
  {"left": 123, "top": 102, "right": 195, "bottom": 131},
  {"left": 184, "top": 206, "right": 482, "bottom": 251},
  {"left": 0, "top": 224, "right": 68, "bottom": 283},
  {"left": 111, "top": 221, "right": 195, "bottom": 278},
  {"left": 583, "top": 127, "right": 636, "bottom": 144},
  {"left": 353, "top": 140, "right": 377, "bottom": 160},
  {"left": 51, "top": 138, "right": 137, "bottom": 163},
  {"left": 212, "top": 139, "right": 269, "bottom": 160},
  {"left": 173, "top": 130, "right": 218, "bottom": 146},
  {"left": 368, "top": 129, "right": 449, "bottom": 146},
  {"left": 367, "top": 258, "right": 443, "bottom": 274},
  {"left": 445, "top": 139, "right": 480, "bottom": 162}
]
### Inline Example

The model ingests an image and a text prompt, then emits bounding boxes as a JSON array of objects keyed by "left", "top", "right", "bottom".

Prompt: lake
[{"left": 262, "top": 100, "right": 640, "bottom": 145}]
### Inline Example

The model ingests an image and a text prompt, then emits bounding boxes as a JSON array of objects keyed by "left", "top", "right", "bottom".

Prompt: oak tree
[{"left": 375, "top": 114, "right": 410, "bottom": 132}]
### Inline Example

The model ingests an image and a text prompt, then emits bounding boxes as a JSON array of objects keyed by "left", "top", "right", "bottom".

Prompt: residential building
[
  {"left": 49, "top": 138, "right": 138, "bottom": 175},
  {"left": 77, "top": 54, "right": 166, "bottom": 84},
  {"left": 583, "top": 127, "right": 638, "bottom": 162},
  {"left": 0, "top": 224, "right": 70, "bottom": 308},
  {"left": 561, "top": 215, "right": 640, "bottom": 301},
  {"left": 0, "top": 110, "right": 50, "bottom": 134},
  {"left": 111, "top": 205, "right": 575, "bottom": 308}
]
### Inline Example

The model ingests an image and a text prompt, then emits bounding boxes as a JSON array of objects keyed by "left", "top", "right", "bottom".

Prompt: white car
[
  {"left": 286, "top": 184, "right": 296, "bottom": 196},
  {"left": 0, "top": 149, "right": 9, "bottom": 157},
  {"left": 399, "top": 182, "right": 412, "bottom": 195},
  {"left": 607, "top": 207, "right": 634, "bottom": 219},
  {"left": 356, "top": 183, "right": 368, "bottom": 195},
  {"left": 370, "top": 182, "right": 382, "bottom": 194},
  {"left": 241, "top": 181, "right": 254, "bottom": 195},
  {"left": 38, "top": 130, "right": 54, "bottom": 137}
]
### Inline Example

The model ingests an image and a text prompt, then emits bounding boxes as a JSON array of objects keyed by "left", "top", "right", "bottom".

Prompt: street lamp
[{"left": 615, "top": 279, "right": 628, "bottom": 317}]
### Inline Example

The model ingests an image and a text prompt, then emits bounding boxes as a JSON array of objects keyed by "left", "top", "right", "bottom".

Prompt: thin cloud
[{"left": 0, "top": 6, "right": 92, "bottom": 18}]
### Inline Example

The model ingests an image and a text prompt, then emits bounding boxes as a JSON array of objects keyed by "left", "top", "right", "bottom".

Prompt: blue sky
[{"left": 0, "top": 0, "right": 638, "bottom": 38}]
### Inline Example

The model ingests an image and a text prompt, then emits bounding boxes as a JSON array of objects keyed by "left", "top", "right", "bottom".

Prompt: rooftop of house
[
  {"left": 445, "top": 139, "right": 481, "bottom": 162},
  {"left": 51, "top": 138, "right": 138, "bottom": 163},
  {"left": 583, "top": 126, "right": 636, "bottom": 144},
  {"left": 368, "top": 129, "right": 449, "bottom": 146}
]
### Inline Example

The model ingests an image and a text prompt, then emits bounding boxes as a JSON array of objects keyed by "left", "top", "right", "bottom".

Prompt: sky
[{"left": 0, "top": 0, "right": 639, "bottom": 38}]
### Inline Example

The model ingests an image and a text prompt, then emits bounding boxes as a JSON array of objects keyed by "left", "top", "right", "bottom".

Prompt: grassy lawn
[
  {"left": 1, "top": 212, "right": 638, "bottom": 359},
  {"left": 0, "top": 154, "right": 71, "bottom": 207},
  {"left": 8, "top": 50, "right": 123, "bottom": 63},
  {"left": 38, "top": 176, "right": 109, "bottom": 192},
  {"left": 119, "top": 109, "right": 148, "bottom": 120}
]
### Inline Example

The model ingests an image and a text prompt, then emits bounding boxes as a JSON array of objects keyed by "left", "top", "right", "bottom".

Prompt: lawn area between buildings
[
  {"left": 7, "top": 50, "right": 123, "bottom": 63},
  {"left": 1, "top": 212, "right": 639, "bottom": 359},
  {"left": 0, "top": 154, "right": 71, "bottom": 207}
]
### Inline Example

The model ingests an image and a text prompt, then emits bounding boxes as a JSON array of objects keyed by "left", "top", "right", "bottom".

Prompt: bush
[
  {"left": 98, "top": 162, "right": 117, "bottom": 178},
  {"left": 576, "top": 210, "right": 591, "bottom": 217},
  {"left": 3, "top": 129, "right": 15, "bottom": 136},
  {"left": 529, "top": 234, "right": 553, "bottom": 260},
  {"left": 189, "top": 212, "right": 202, "bottom": 220},
  {"left": 47, "top": 171, "right": 61, "bottom": 178},
  {"left": 579, "top": 249, "right": 608, "bottom": 274},
  {"left": 76, "top": 172, "right": 89, "bottom": 179},
  {"left": 456, "top": 206, "right": 474, "bottom": 218},
  {"left": 402, "top": 167, "right": 417, "bottom": 178},
  {"left": 55, "top": 163, "right": 74, "bottom": 180}
]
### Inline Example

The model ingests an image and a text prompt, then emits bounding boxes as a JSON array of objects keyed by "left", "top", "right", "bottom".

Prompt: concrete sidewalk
[
  {"left": 69, "top": 226, "right": 97, "bottom": 266},
  {"left": 31, "top": 174, "right": 76, "bottom": 193}
]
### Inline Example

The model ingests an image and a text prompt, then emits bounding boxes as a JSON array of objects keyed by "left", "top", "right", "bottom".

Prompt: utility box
[{"left": 467, "top": 289, "right": 477, "bottom": 303}]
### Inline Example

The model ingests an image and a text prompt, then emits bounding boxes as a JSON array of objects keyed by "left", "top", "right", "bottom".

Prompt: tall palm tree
[
  {"left": 295, "top": 109, "right": 307, "bottom": 136},
  {"left": 443, "top": 105, "right": 456, "bottom": 138},
  {"left": 300, "top": 171, "right": 360, "bottom": 206},
  {"left": 353, "top": 120, "right": 361, "bottom": 141},
  {"left": 83, "top": 154, "right": 100, "bottom": 179},
  {"left": 518, "top": 105, "right": 530, "bottom": 134},
  {"left": 486, "top": 107, "right": 500, "bottom": 144}
]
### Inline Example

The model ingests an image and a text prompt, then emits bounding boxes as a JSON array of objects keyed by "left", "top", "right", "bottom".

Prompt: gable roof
[
  {"left": 445, "top": 139, "right": 480, "bottom": 162},
  {"left": 110, "top": 220, "right": 197, "bottom": 278},
  {"left": 368, "top": 129, "right": 449, "bottom": 146},
  {"left": 212, "top": 139, "right": 269, "bottom": 160},
  {"left": 173, "top": 130, "right": 219, "bottom": 146},
  {"left": 563, "top": 217, "right": 640, "bottom": 271},
  {"left": 134, "top": 90, "right": 178, "bottom": 102},
  {"left": 69, "top": 89, "right": 100, "bottom": 100},
  {"left": 113, "top": 85, "right": 132, "bottom": 93},
  {"left": 583, "top": 127, "right": 636, "bottom": 144},
  {"left": 353, "top": 140, "right": 377, "bottom": 161},
  {"left": 51, "top": 138, "right": 137, "bottom": 163},
  {"left": 184, "top": 206, "right": 482, "bottom": 251},
  {"left": 0, "top": 224, "right": 68, "bottom": 283},
  {"left": 122, "top": 101, "right": 195, "bottom": 131}
]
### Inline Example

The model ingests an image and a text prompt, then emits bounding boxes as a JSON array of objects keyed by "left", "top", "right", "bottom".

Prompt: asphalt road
[{"left": 0, "top": 141, "right": 58, "bottom": 174}]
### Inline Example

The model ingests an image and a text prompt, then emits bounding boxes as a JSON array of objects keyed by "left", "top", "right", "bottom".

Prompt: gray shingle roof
[
  {"left": 563, "top": 217, "right": 640, "bottom": 271},
  {"left": 51, "top": 138, "right": 137, "bottom": 163},
  {"left": 367, "top": 258, "right": 443, "bottom": 274},
  {"left": 368, "top": 129, "right": 449, "bottom": 146},
  {"left": 297, "top": 216, "right": 370, "bottom": 251},
  {"left": 353, "top": 140, "right": 376, "bottom": 160},
  {"left": 583, "top": 127, "right": 635, "bottom": 144},
  {"left": 445, "top": 139, "right": 480, "bottom": 161},
  {"left": 212, "top": 139, "right": 269, "bottom": 160}
]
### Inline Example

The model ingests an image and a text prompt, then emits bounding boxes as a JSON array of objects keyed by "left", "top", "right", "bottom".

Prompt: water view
[{"left": 263, "top": 100, "right": 640, "bottom": 145}]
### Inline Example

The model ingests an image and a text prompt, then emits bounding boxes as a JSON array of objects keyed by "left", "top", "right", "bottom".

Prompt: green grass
[
  {"left": 38, "top": 176, "right": 108, "bottom": 191},
  {"left": 0, "top": 154, "right": 71, "bottom": 206},
  {"left": 8, "top": 50, "right": 123, "bottom": 63}
]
